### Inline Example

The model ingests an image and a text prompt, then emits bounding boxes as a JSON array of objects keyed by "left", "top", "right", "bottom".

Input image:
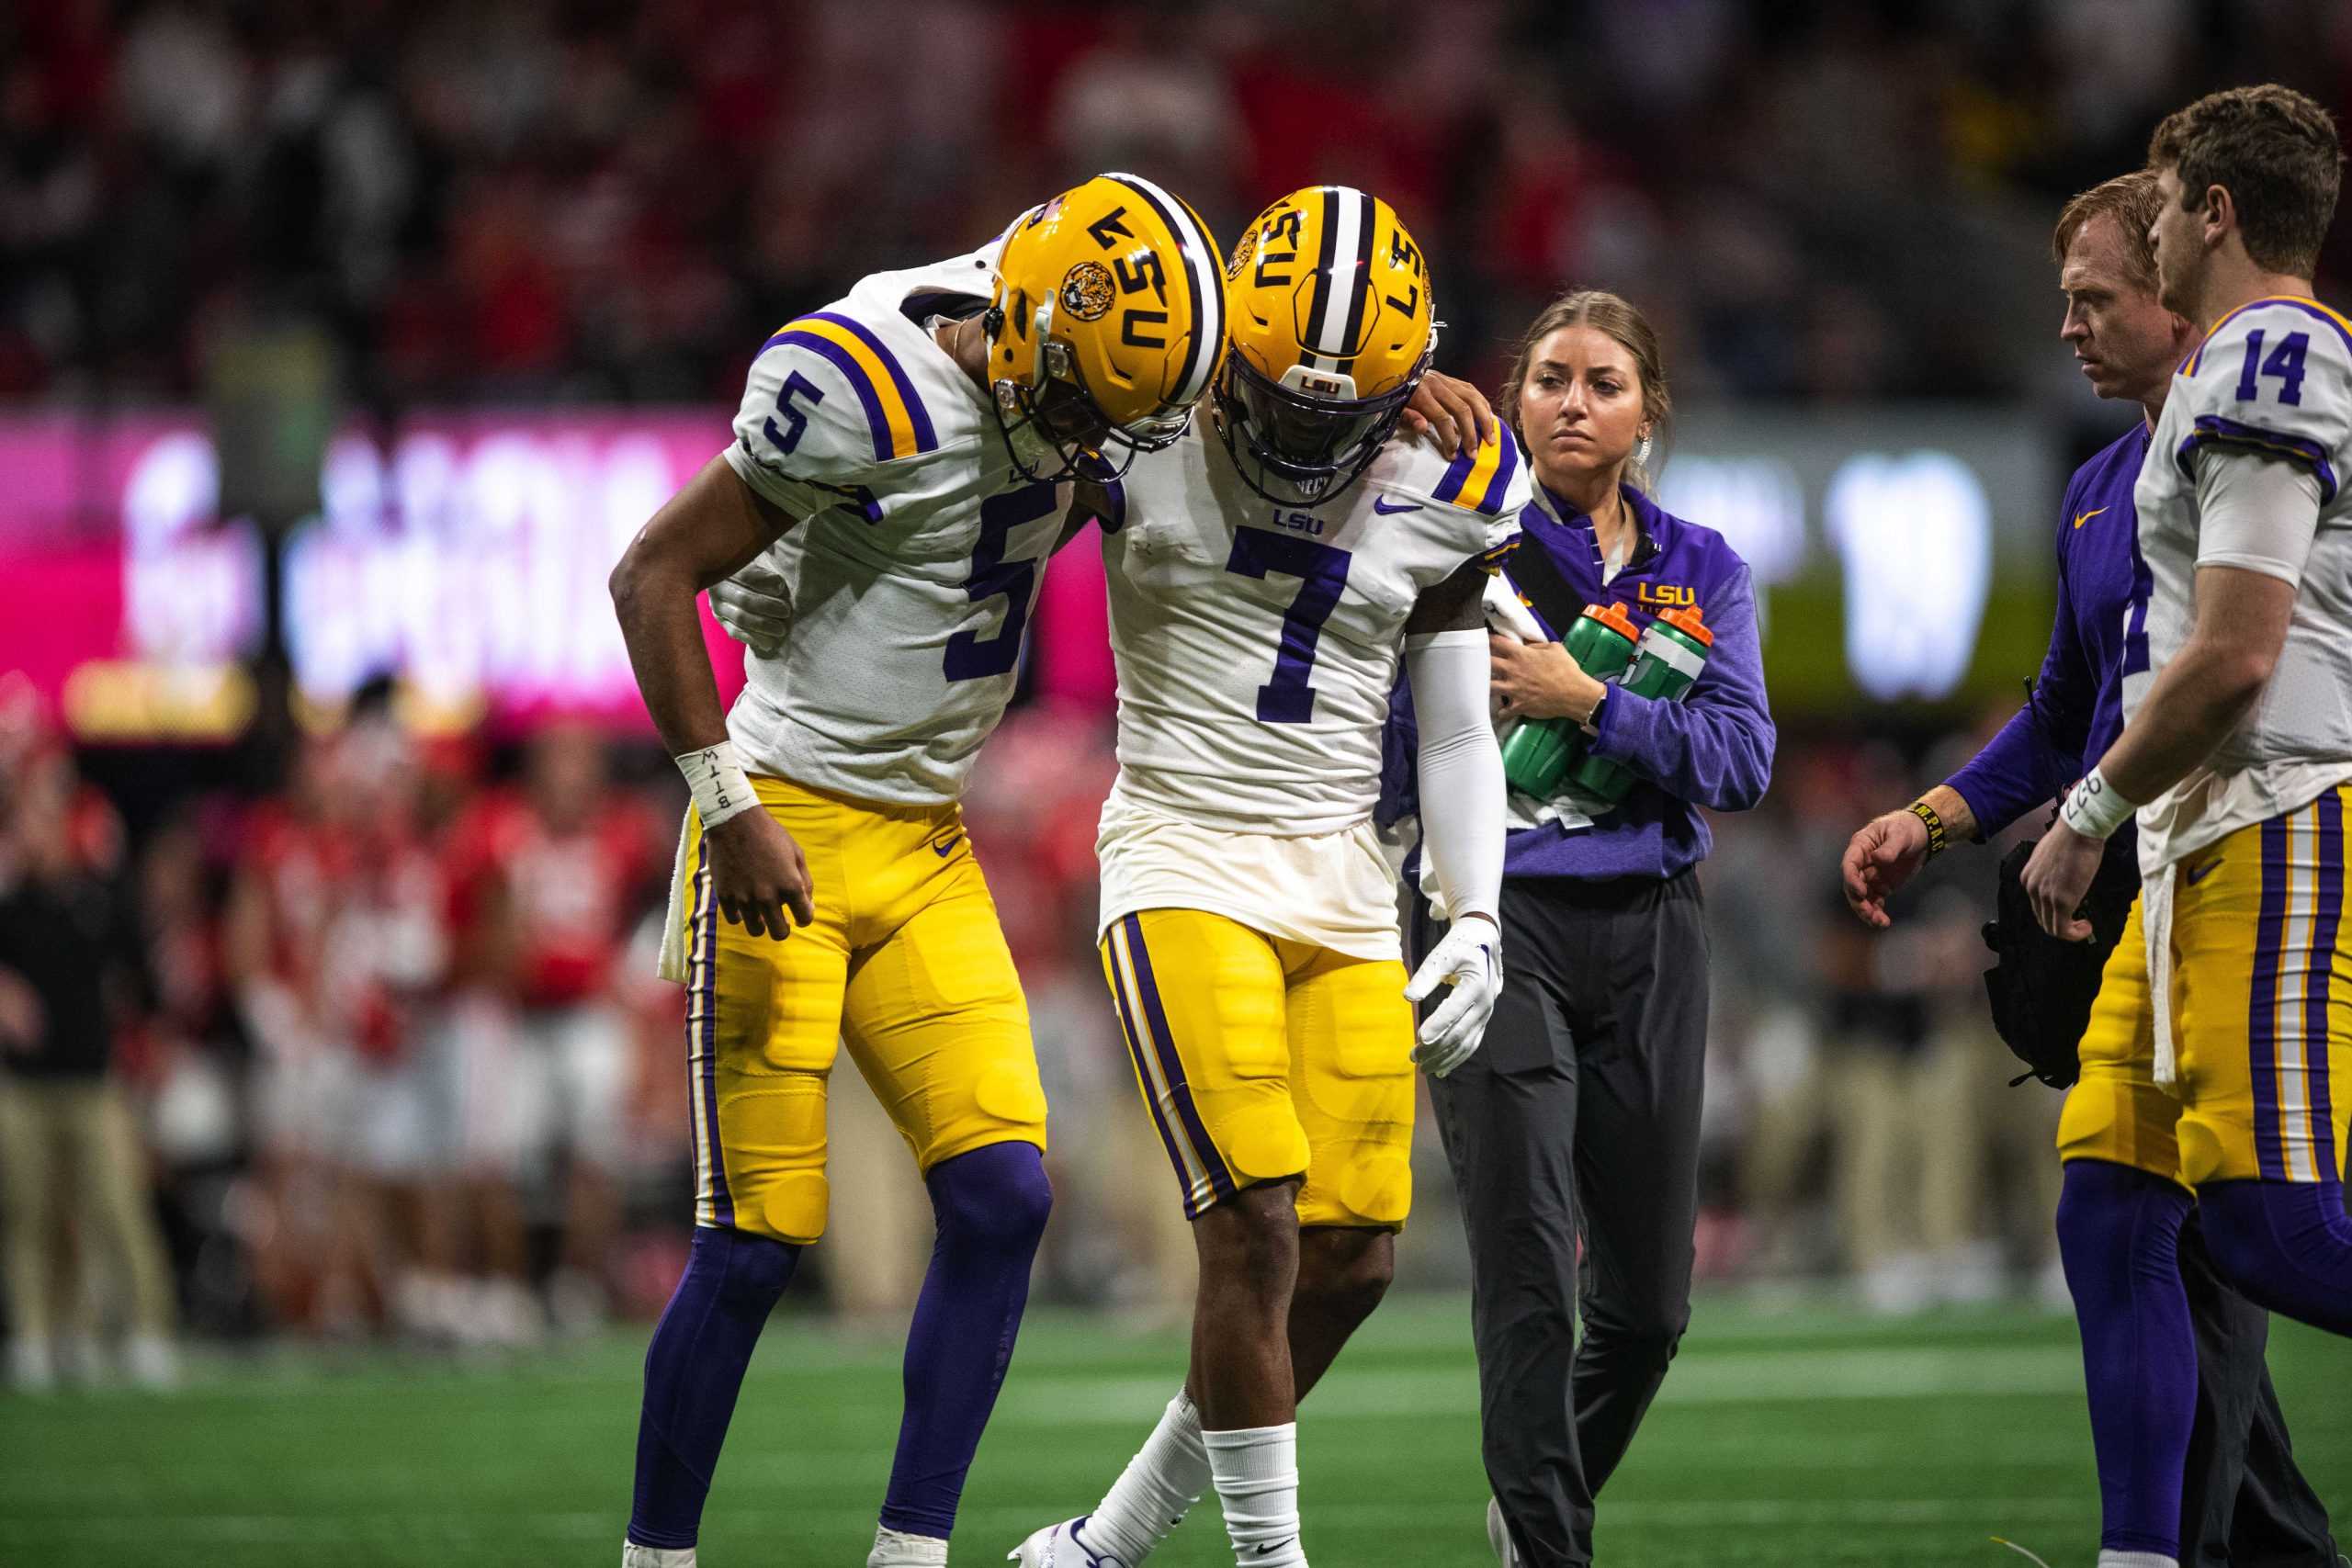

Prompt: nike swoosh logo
[
  {"left": 2186, "top": 859, "right": 2222, "bottom": 886},
  {"left": 931, "top": 833, "right": 962, "bottom": 858},
  {"left": 1372, "top": 497, "right": 1422, "bottom": 514},
  {"left": 1254, "top": 1542, "right": 1297, "bottom": 1558},
  {"left": 2072, "top": 506, "right": 2109, "bottom": 529}
]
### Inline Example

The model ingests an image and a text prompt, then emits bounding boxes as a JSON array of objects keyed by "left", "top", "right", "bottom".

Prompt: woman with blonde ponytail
[{"left": 1385, "top": 288, "right": 1776, "bottom": 1567}]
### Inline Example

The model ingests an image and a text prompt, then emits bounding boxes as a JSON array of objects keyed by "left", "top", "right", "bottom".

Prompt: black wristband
[{"left": 1908, "top": 799, "right": 1950, "bottom": 859}]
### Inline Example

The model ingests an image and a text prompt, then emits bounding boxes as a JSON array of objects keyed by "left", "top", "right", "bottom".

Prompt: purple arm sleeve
[
  {"left": 1585, "top": 562, "right": 1775, "bottom": 812},
  {"left": 1944, "top": 550, "right": 2095, "bottom": 838}
]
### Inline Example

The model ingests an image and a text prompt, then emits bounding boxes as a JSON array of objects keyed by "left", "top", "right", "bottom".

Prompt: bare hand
[
  {"left": 1489, "top": 633, "right": 1600, "bottom": 723},
  {"left": 706, "top": 809, "right": 816, "bottom": 941},
  {"left": 1840, "top": 810, "right": 1929, "bottom": 930},
  {"left": 2021, "top": 821, "right": 2104, "bottom": 942},
  {"left": 1400, "top": 370, "right": 1492, "bottom": 458}
]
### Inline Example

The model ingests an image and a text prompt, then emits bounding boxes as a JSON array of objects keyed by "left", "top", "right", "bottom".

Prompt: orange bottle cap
[
  {"left": 1657, "top": 604, "right": 1713, "bottom": 646},
  {"left": 1583, "top": 602, "right": 1641, "bottom": 642}
]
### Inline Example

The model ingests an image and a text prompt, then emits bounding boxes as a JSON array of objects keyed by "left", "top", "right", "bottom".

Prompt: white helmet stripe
[
  {"left": 1104, "top": 172, "right": 1224, "bottom": 408},
  {"left": 1312, "top": 185, "right": 1366, "bottom": 361}
]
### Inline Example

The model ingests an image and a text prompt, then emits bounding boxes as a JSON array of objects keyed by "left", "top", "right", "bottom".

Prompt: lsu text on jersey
[{"left": 1099, "top": 417, "right": 1521, "bottom": 1225}]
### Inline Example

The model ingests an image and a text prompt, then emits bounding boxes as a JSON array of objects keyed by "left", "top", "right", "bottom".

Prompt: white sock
[
  {"left": 1204, "top": 1424, "right": 1306, "bottom": 1568},
  {"left": 620, "top": 1543, "right": 695, "bottom": 1568},
  {"left": 1079, "top": 1390, "right": 1211, "bottom": 1561},
  {"left": 868, "top": 1524, "right": 947, "bottom": 1566},
  {"left": 2096, "top": 1553, "right": 2177, "bottom": 1568}
]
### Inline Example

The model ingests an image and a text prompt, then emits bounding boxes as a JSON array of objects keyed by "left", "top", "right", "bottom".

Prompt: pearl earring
[{"left": 1636, "top": 433, "right": 1653, "bottom": 465}]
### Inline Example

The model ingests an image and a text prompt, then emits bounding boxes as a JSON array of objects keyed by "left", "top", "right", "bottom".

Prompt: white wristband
[
  {"left": 2059, "top": 765, "right": 2138, "bottom": 840},
  {"left": 676, "top": 740, "right": 758, "bottom": 830}
]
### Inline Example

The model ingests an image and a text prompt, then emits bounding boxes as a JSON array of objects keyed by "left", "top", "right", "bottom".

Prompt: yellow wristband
[{"left": 1907, "top": 799, "right": 1950, "bottom": 858}]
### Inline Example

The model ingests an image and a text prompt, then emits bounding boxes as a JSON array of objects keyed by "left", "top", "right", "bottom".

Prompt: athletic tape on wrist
[
  {"left": 2059, "top": 766, "right": 2137, "bottom": 841},
  {"left": 676, "top": 740, "right": 758, "bottom": 830}
]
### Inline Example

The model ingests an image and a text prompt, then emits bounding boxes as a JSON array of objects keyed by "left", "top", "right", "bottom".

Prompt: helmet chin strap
[{"left": 1027, "top": 299, "right": 1057, "bottom": 391}]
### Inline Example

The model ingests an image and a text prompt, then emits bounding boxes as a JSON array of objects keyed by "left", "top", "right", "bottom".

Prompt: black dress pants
[{"left": 1417, "top": 872, "right": 1708, "bottom": 1568}]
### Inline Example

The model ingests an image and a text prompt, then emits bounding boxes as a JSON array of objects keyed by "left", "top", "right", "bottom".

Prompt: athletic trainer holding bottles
[{"left": 1384, "top": 289, "right": 1775, "bottom": 1567}]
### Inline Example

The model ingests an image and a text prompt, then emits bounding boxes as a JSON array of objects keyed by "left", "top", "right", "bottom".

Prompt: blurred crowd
[
  {"left": 5, "top": 0, "right": 2351, "bottom": 412},
  {"left": 13, "top": 0, "right": 2336, "bottom": 1382},
  {"left": 0, "top": 670, "right": 2075, "bottom": 1382}
]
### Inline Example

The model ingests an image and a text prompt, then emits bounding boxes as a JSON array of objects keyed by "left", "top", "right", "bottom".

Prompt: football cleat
[
  {"left": 986, "top": 175, "right": 1226, "bottom": 483},
  {"left": 1007, "top": 1517, "right": 1128, "bottom": 1568},
  {"left": 1216, "top": 185, "right": 1435, "bottom": 506}
]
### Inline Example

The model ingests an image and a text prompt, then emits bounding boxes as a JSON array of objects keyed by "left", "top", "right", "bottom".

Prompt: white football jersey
[
  {"left": 2131, "top": 294, "right": 2352, "bottom": 871},
  {"left": 1096, "top": 418, "right": 1524, "bottom": 956},
  {"left": 718, "top": 241, "right": 1071, "bottom": 806}
]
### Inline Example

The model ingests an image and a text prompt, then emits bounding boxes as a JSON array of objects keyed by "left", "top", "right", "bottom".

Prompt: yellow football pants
[
  {"left": 1099, "top": 909, "right": 1415, "bottom": 1230},
  {"left": 675, "top": 775, "right": 1046, "bottom": 1245},
  {"left": 2060, "top": 785, "right": 2352, "bottom": 1188}
]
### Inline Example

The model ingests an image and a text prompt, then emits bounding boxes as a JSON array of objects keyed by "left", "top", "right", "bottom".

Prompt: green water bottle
[
  {"left": 1499, "top": 601, "right": 1640, "bottom": 797},
  {"left": 1569, "top": 604, "right": 1714, "bottom": 804}
]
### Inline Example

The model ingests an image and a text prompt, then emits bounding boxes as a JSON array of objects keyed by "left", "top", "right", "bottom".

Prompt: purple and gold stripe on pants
[
  {"left": 1102, "top": 915, "right": 1234, "bottom": 1218},
  {"left": 2249, "top": 791, "right": 2346, "bottom": 1184},
  {"left": 686, "top": 835, "right": 735, "bottom": 1228}
]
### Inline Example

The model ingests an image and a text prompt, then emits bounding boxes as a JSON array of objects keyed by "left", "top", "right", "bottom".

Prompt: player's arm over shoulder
[
  {"left": 2177, "top": 300, "right": 2352, "bottom": 504},
  {"left": 1382, "top": 419, "right": 1533, "bottom": 523},
  {"left": 722, "top": 318, "right": 914, "bottom": 512}
]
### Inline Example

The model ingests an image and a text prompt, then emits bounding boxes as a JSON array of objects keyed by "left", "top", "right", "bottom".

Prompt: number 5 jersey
[
  {"left": 1097, "top": 420, "right": 1525, "bottom": 962},
  {"left": 719, "top": 240, "right": 1070, "bottom": 807},
  {"left": 2131, "top": 294, "right": 2352, "bottom": 875}
]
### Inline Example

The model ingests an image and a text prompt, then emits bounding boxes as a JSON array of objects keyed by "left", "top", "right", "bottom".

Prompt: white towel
[
  {"left": 656, "top": 809, "right": 694, "bottom": 984},
  {"left": 2143, "top": 863, "right": 2181, "bottom": 1090}
]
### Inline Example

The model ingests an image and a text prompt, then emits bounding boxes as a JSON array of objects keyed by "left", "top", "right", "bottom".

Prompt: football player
[
  {"left": 2021, "top": 85, "right": 2352, "bottom": 1567},
  {"left": 1843, "top": 171, "right": 2336, "bottom": 1568},
  {"left": 606, "top": 173, "right": 1226, "bottom": 1568},
  {"left": 1010, "top": 186, "right": 1519, "bottom": 1568}
]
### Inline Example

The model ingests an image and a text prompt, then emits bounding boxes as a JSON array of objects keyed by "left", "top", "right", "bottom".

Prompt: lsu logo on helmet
[
  {"left": 1216, "top": 186, "right": 1435, "bottom": 504},
  {"left": 1059, "top": 262, "right": 1116, "bottom": 322},
  {"left": 985, "top": 173, "right": 1226, "bottom": 480}
]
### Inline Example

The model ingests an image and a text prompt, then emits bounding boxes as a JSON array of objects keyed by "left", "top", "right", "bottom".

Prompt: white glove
[
  {"left": 1403, "top": 913, "right": 1502, "bottom": 1077},
  {"left": 707, "top": 559, "right": 793, "bottom": 658}
]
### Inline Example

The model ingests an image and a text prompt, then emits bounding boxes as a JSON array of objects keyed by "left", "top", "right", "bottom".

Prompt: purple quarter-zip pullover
[
  {"left": 1944, "top": 420, "right": 2152, "bottom": 839},
  {"left": 1383, "top": 483, "right": 1775, "bottom": 882}
]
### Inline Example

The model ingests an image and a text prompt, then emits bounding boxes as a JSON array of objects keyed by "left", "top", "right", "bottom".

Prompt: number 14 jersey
[
  {"left": 2131, "top": 295, "right": 2352, "bottom": 872},
  {"left": 1097, "top": 421, "right": 1523, "bottom": 958}
]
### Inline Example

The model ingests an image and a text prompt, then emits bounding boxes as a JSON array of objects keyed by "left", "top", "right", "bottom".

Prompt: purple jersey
[{"left": 1945, "top": 420, "right": 2152, "bottom": 838}]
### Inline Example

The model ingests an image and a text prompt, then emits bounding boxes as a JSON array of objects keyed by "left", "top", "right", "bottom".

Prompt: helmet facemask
[
  {"left": 988, "top": 300, "right": 1194, "bottom": 484},
  {"left": 1214, "top": 349, "right": 1429, "bottom": 507}
]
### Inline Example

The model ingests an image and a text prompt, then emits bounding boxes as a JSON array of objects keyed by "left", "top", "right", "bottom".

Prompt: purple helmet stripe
[{"left": 1102, "top": 173, "right": 1221, "bottom": 408}]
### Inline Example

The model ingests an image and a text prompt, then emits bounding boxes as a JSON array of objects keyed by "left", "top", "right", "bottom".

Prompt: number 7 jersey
[
  {"left": 719, "top": 241, "right": 1069, "bottom": 807},
  {"left": 1095, "top": 420, "right": 1524, "bottom": 956}
]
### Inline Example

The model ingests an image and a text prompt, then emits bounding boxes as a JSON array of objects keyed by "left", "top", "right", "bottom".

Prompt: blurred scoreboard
[
  {"left": 1657, "top": 404, "right": 2064, "bottom": 712},
  {"left": 0, "top": 404, "right": 2063, "bottom": 740}
]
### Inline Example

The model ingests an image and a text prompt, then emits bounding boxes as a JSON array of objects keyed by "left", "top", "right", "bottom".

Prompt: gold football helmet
[
  {"left": 986, "top": 173, "right": 1226, "bottom": 480},
  {"left": 1216, "top": 186, "right": 1434, "bottom": 504}
]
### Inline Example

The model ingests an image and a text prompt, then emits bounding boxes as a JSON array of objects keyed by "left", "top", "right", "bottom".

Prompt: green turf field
[{"left": 4, "top": 1293, "right": 2346, "bottom": 1567}]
